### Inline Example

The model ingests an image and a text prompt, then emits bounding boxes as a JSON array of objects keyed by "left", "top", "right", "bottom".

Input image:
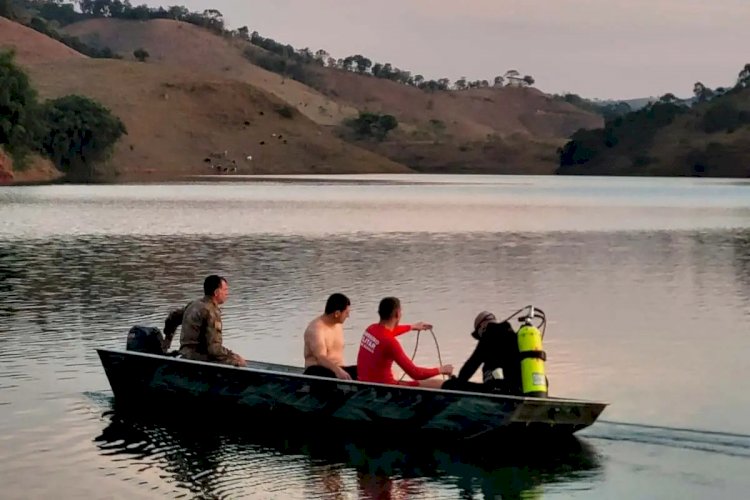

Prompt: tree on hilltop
[
  {"left": 737, "top": 63, "right": 750, "bottom": 89},
  {"left": 693, "top": 82, "right": 714, "bottom": 103}
]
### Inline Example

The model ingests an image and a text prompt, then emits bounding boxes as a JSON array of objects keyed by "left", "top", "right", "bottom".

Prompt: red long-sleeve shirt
[{"left": 356, "top": 323, "right": 441, "bottom": 386}]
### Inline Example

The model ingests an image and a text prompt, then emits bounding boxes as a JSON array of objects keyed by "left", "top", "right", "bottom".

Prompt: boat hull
[{"left": 96, "top": 348, "right": 607, "bottom": 442}]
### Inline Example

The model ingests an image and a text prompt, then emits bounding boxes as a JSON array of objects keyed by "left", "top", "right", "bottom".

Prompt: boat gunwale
[{"left": 97, "top": 347, "right": 609, "bottom": 408}]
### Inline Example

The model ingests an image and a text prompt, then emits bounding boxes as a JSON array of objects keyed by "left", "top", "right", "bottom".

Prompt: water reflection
[
  {"left": 94, "top": 398, "right": 603, "bottom": 499},
  {"left": 729, "top": 231, "right": 750, "bottom": 304}
]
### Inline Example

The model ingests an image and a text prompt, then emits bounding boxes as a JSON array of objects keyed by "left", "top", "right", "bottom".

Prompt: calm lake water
[{"left": 1, "top": 174, "right": 750, "bottom": 499}]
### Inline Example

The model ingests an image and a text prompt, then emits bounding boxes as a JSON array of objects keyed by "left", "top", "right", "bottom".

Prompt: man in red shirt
[{"left": 357, "top": 296, "right": 453, "bottom": 388}]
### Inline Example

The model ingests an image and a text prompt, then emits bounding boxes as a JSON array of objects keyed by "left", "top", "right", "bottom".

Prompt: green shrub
[
  {"left": 40, "top": 95, "right": 127, "bottom": 173},
  {"left": 346, "top": 112, "right": 398, "bottom": 140}
]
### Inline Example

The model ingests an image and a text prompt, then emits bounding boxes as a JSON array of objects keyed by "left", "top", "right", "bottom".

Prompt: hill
[
  {"left": 1, "top": 16, "right": 411, "bottom": 181},
  {"left": 0, "top": 15, "right": 85, "bottom": 64},
  {"left": 63, "top": 18, "right": 360, "bottom": 127},
  {"left": 310, "top": 66, "right": 601, "bottom": 141},
  {"left": 308, "top": 66, "right": 601, "bottom": 173},
  {"left": 61, "top": 16, "right": 603, "bottom": 174},
  {"left": 25, "top": 58, "right": 411, "bottom": 179}
]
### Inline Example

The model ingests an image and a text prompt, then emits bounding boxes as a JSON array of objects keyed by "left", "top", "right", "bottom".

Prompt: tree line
[
  {"left": 550, "top": 93, "right": 633, "bottom": 121},
  {"left": 241, "top": 30, "right": 536, "bottom": 92},
  {"left": 557, "top": 63, "right": 750, "bottom": 174}
]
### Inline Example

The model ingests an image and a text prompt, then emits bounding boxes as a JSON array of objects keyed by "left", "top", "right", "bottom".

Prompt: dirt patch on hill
[
  {"left": 0, "top": 148, "right": 13, "bottom": 185},
  {"left": 0, "top": 147, "right": 63, "bottom": 185}
]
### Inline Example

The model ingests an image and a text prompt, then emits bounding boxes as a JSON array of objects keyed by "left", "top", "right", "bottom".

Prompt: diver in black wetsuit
[{"left": 442, "top": 311, "right": 523, "bottom": 395}]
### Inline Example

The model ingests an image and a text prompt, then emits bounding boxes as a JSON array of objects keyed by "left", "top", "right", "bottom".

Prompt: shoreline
[{"left": 6, "top": 170, "right": 750, "bottom": 186}]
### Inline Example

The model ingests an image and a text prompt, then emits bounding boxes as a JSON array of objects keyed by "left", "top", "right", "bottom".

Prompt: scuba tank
[{"left": 516, "top": 306, "right": 548, "bottom": 397}]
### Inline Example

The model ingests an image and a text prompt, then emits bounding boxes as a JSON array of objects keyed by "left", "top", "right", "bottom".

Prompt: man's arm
[
  {"left": 162, "top": 306, "right": 185, "bottom": 352},
  {"left": 392, "top": 325, "right": 412, "bottom": 337},
  {"left": 394, "top": 322, "right": 432, "bottom": 337},
  {"left": 389, "top": 338, "right": 441, "bottom": 380},
  {"left": 457, "top": 342, "right": 483, "bottom": 382},
  {"left": 304, "top": 326, "right": 351, "bottom": 380}
]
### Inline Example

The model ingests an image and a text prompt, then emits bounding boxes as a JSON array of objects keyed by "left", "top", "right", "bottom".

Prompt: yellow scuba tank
[{"left": 517, "top": 307, "right": 548, "bottom": 397}]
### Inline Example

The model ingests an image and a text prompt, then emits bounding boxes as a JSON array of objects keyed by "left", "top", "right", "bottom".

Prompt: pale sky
[{"left": 144, "top": 0, "right": 750, "bottom": 100}]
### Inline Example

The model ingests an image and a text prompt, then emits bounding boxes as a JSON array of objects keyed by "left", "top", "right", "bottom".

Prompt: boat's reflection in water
[{"left": 94, "top": 399, "right": 603, "bottom": 499}]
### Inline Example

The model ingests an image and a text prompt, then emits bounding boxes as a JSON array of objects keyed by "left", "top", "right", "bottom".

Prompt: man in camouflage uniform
[{"left": 162, "top": 275, "right": 246, "bottom": 367}]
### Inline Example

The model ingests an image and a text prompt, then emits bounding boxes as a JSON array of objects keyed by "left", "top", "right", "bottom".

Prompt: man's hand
[
  {"left": 412, "top": 322, "right": 433, "bottom": 331},
  {"left": 335, "top": 367, "right": 353, "bottom": 381},
  {"left": 439, "top": 364, "right": 454, "bottom": 376}
]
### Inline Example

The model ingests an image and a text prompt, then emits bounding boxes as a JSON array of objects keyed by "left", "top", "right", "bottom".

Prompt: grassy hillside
[
  {"left": 311, "top": 66, "right": 601, "bottom": 140},
  {"left": 62, "top": 16, "right": 597, "bottom": 140},
  {"left": 60, "top": 16, "right": 603, "bottom": 174},
  {"left": 63, "top": 18, "right": 360, "bottom": 127},
  {"left": 0, "top": 16, "right": 85, "bottom": 64},
  {"left": 26, "top": 58, "right": 411, "bottom": 179},
  {"left": 9, "top": 1, "right": 745, "bottom": 179},
  {"left": 1, "top": 16, "right": 411, "bottom": 181}
]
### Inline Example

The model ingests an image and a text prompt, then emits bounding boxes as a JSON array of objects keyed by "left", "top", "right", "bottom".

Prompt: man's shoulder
[
  {"left": 488, "top": 321, "right": 515, "bottom": 334},
  {"left": 186, "top": 296, "right": 217, "bottom": 314},
  {"left": 364, "top": 323, "right": 381, "bottom": 334},
  {"left": 182, "top": 298, "right": 198, "bottom": 312},
  {"left": 487, "top": 322, "right": 518, "bottom": 345},
  {"left": 304, "top": 316, "right": 324, "bottom": 335},
  {"left": 363, "top": 324, "right": 391, "bottom": 344}
]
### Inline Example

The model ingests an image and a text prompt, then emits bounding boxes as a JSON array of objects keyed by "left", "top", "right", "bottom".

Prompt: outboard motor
[{"left": 126, "top": 325, "right": 165, "bottom": 355}]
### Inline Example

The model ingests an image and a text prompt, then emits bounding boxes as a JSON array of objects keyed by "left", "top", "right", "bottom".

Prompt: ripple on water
[{"left": 585, "top": 421, "right": 750, "bottom": 459}]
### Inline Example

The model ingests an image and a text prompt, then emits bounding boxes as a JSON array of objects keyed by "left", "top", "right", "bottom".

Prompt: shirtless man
[{"left": 303, "top": 293, "right": 356, "bottom": 380}]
